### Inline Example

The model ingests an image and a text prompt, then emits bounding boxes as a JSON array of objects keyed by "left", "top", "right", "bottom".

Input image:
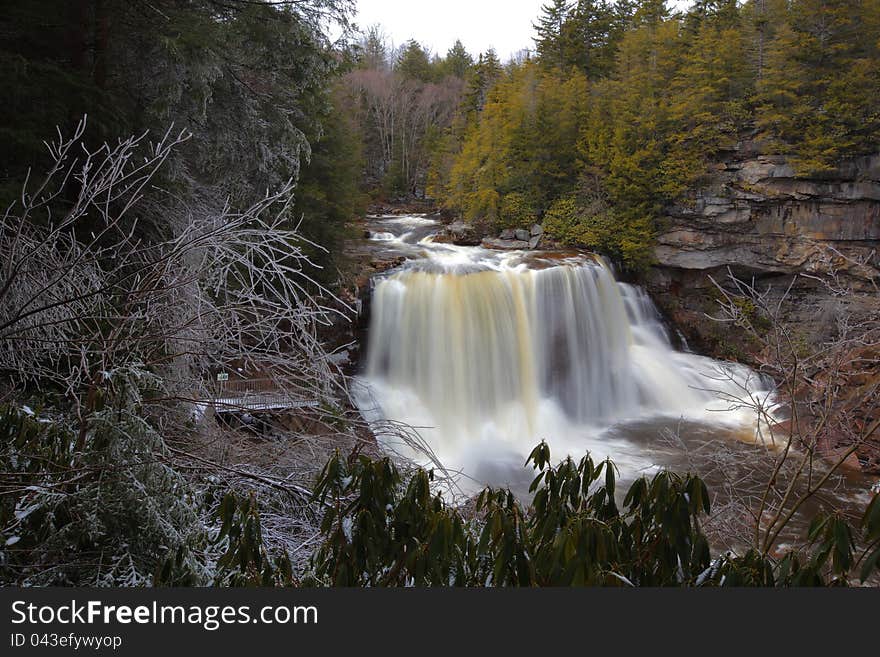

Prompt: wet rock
[
  {"left": 653, "top": 139, "right": 880, "bottom": 279},
  {"left": 446, "top": 220, "right": 481, "bottom": 246},
  {"left": 481, "top": 238, "right": 530, "bottom": 250},
  {"left": 367, "top": 256, "right": 407, "bottom": 273},
  {"left": 429, "top": 232, "right": 454, "bottom": 244},
  {"left": 529, "top": 235, "right": 541, "bottom": 249},
  {"left": 514, "top": 228, "right": 531, "bottom": 241},
  {"left": 648, "top": 141, "right": 880, "bottom": 474}
]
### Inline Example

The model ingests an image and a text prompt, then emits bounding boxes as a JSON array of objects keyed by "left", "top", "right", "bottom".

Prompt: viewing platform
[{"left": 208, "top": 377, "right": 320, "bottom": 415}]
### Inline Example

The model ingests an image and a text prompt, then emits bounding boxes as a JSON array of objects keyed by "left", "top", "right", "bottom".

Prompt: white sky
[{"left": 351, "top": 1, "right": 694, "bottom": 61}]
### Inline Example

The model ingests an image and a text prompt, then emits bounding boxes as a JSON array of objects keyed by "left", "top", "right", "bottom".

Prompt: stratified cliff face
[
  {"left": 652, "top": 142, "right": 880, "bottom": 278},
  {"left": 648, "top": 139, "right": 879, "bottom": 337},
  {"left": 647, "top": 140, "right": 880, "bottom": 473}
]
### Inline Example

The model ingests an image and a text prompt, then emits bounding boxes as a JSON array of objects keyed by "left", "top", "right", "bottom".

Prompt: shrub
[
  {"left": 463, "top": 188, "right": 500, "bottom": 228},
  {"left": 499, "top": 192, "right": 537, "bottom": 229},
  {"left": 302, "top": 442, "right": 880, "bottom": 587},
  {"left": 0, "top": 404, "right": 209, "bottom": 586},
  {"left": 543, "top": 194, "right": 654, "bottom": 271}
]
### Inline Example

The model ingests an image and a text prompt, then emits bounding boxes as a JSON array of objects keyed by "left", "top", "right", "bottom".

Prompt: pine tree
[
  {"left": 757, "top": 0, "right": 880, "bottom": 175},
  {"left": 664, "top": 0, "right": 753, "bottom": 193},
  {"left": 395, "top": 39, "right": 436, "bottom": 83},
  {"left": 443, "top": 39, "right": 474, "bottom": 78},
  {"left": 533, "top": 0, "right": 575, "bottom": 69},
  {"left": 359, "top": 24, "right": 390, "bottom": 70},
  {"left": 564, "top": 0, "right": 622, "bottom": 78},
  {"left": 462, "top": 49, "right": 503, "bottom": 115}
]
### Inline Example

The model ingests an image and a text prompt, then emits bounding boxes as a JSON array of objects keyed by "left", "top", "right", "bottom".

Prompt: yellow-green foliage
[
  {"left": 464, "top": 188, "right": 500, "bottom": 227},
  {"left": 543, "top": 195, "right": 654, "bottom": 271},
  {"left": 445, "top": 62, "right": 588, "bottom": 228},
  {"left": 499, "top": 192, "right": 536, "bottom": 229},
  {"left": 756, "top": 0, "right": 880, "bottom": 176},
  {"left": 542, "top": 196, "right": 579, "bottom": 242}
]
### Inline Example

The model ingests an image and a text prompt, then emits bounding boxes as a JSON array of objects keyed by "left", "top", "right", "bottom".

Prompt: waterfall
[{"left": 354, "top": 243, "right": 773, "bottom": 489}]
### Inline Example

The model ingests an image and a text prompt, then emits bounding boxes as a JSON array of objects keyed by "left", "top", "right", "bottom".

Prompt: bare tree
[
  {"left": 344, "top": 68, "right": 463, "bottom": 195},
  {"left": 0, "top": 117, "right": 352, "bottom": 429},
  {"left": 696, "top": 257, "right": 879, "bottom": 568}
]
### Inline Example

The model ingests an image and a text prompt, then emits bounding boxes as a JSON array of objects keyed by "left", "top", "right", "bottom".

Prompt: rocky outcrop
[
  {"left": 481, "top": 224, "right": 544, "bottom": 250},
  {"left": 445, "top": 220, "right": 482, "bottom": 246},
  {"left": 646, "top": 140, "right": 880, "bottom": 473},
  {"left": 650, "top": 144, "right": 880, "bottom": 284},
  {"left": 432, "top": 218, "right": 546, "bottom": 250},
  {"left": 648, "top": 142, "right": 880, "bottom": 340}
]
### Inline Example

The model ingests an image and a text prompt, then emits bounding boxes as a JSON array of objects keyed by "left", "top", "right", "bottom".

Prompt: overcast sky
[{"left": 351, "top": 1, "right": 694, "bottom": 61}]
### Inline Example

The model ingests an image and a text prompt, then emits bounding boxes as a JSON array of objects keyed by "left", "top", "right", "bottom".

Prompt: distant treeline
[
  {"left": 346, "top": 0, "right": 880, "bottom": 268},
  {"left": 6, "top": 2, "right": 878, "bottom": 273}
]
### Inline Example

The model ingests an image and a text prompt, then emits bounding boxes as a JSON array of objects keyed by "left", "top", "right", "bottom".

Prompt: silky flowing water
[{"left": 352, "top": 215, "right": 874, "bottom": 548}]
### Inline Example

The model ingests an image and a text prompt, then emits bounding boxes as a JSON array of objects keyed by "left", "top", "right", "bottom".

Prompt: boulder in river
[
  {"left": 514, "top": 228, "right": 531, "bottom": 241},
  {"left": 446, "top": 220, "right": 481, "bottom": 245},
  {"left": 481, "top": 237, "right": 530, "bottom": 250}
]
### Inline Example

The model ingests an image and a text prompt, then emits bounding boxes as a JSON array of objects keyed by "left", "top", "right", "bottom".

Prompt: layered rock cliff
[
  {"left": 646, "top": 140, "right": 880, "bottom": 473},
  {"left": 651, "top": 142, "right": 879, "bottom": 281}
]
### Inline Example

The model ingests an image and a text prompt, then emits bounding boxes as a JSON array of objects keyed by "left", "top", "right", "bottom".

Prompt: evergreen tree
[
  {"left": 395, "top": 39, "right": 436, "bottom": 83},
  {"left": 293, "top": 82, "right": 366, "bottom": 283},
  {"left": 359, "top": 24, "right": 390, "bottom": 70},
  {"left": 533, "top": 0, "right": 575, "bottom": 69},
  {"left": 756, "top": 0, "right": 880, "bottom": 175},
  {"left": 443, "top": 39, "right": 475, "bottom": 78},
  {"left": 462, "top": 49, "right": 504, "bottom": 115},
  {"left": 664, "top": 0, "right": 753, "bottom": 194},
  {"left": 565, "top": 0, "right": 622, "bottom": 78},
  {"left": 632, "top": 0, "right": 669, "bottom": 26}
]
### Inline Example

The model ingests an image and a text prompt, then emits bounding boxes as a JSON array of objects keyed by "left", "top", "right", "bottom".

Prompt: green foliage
[
  {"left": 756, "top": 0, "right": 880, "bottom": 176},
  {"left": 304, "top": 442, "right": 880, "bottom": 587},
  {"left": 0, "top": 404, "right": 208, "bottom": 586},
  {"left": 0, "top": 0, "right": 350, "bottom": 219},
  {"left": 543, "top": 196, "right": 581, "bottom": 240},
  {"left": 499, "top": 192, "right": 537, "bottom": 229},
  {"left": 461, "top": 49, "right": 504, "bottom": 116},
  {"left": 306, "top": 452, "right": 473, "bottom": 586},
  {"left": 463, "top": 189, "right": 501, "bottom": 228},
  {"left": 211, "top": 492, "right": 294, "bottom": 587},
  {"left": 357, "top": 24, "right": 390, "bottom": 70},
  {"left": 395, "top": 40, "right": 437, "bottom": 83},
  {"left": 542, "top": 181, "right": 655, "bottom": 271},
  {"left": 441, "top": 40, "right": 475, "bottom": 79},
  {"left": 445, "top": 63, "right": 588, "bottom": 226},
  {"left": 293, "top": 82, "right": 367, "bottom": 283},
  {"left": 433, "top": 0, "right": 880, "bottom": 266},
  {"left": 533, "top": 0, "right": 632, "bottom": 77}
]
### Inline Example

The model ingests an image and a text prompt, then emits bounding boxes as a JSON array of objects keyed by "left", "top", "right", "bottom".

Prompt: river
[{"left": 351, "top": 214, "right": 875, "bottom": 550}]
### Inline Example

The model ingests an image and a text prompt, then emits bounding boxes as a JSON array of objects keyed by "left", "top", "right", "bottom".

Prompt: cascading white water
[{"left": 354, "top": 219, "right": 774, "bottom": 490}]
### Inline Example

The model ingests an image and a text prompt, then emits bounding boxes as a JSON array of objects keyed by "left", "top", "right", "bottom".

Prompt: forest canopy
[{"left": 407, "top": 0, "right": 880, "bottom": 268}]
